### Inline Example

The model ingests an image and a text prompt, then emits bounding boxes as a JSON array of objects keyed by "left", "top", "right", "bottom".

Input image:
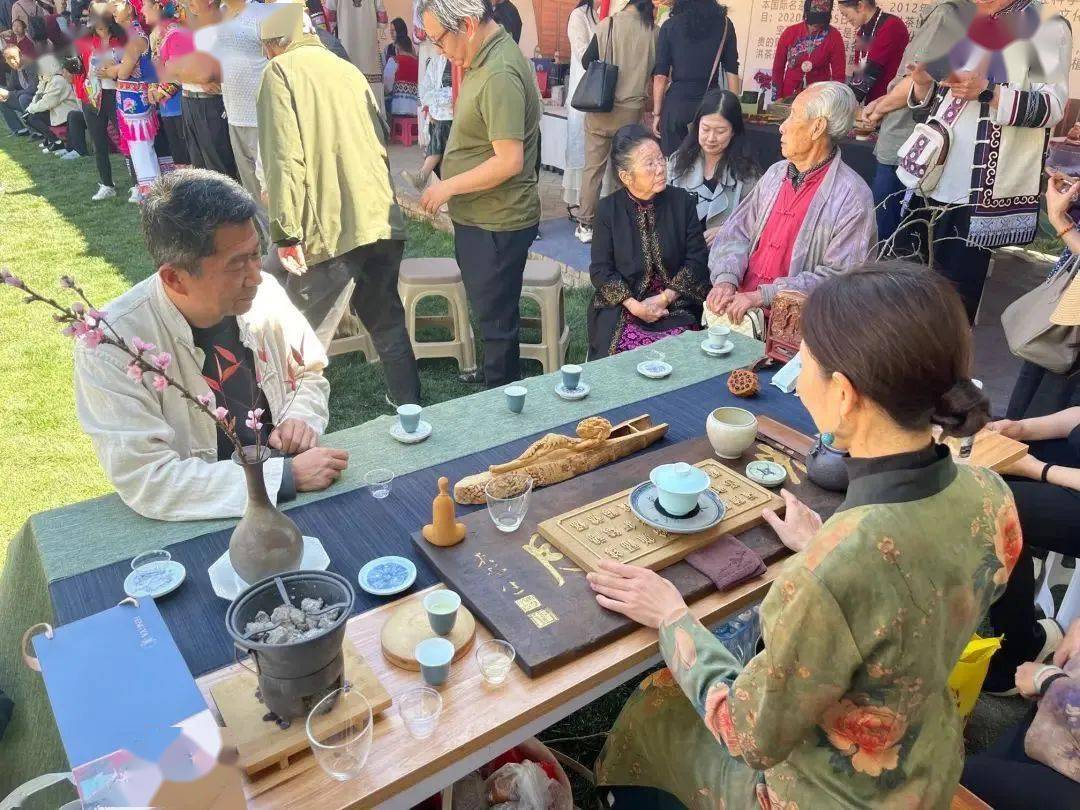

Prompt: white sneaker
[
  {"left": 60, "top": 150, "right": 80, "bottom": 160},
  {"left": 91, "top": 184, "right": 116, "bottom": 201},
  {"left": 574, "top": 224, "right": 593, "bottom": 244}
]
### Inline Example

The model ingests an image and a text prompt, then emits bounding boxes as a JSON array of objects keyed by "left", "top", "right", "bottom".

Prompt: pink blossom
[
  {"left": 60, "top": 275, "right": 76, "bottom": 289},
  {"left": 71, "top": 321, "right": 89, "bottom": 337},
  {"left": 88, "top": 309, "right": 106, "bottom": 321},
  {"left": 131, "top": 337, "right": 156, "bottom": 354},
  {"left": 197, "top": 392, "right": 215, "bottom": 409},
  {"left": 152, "top": 352, "right": 172, "bottom": 371},
  {"left": 245, "top": 408, "right": 264, "bottom": 431},
  {"left": 152, "top": 374, "right": 168, "bottom": 392},
  {"left": 126, "top": 362, "right": 144, "bottom": 382},
  {"left": 1, "top": 271, "right": 24, "bottom": 289},
  {"left": 61, "top": 324, "right": 77, "bottom": 337},
  {"left": 213, "top": 406, "right": 229, "bottom": 421},
  {"left": 80, "top": 328, "right": 104, "bottom": 350},
  {"left": 71, "top": 301, "right": 85, "bottom": 315}
]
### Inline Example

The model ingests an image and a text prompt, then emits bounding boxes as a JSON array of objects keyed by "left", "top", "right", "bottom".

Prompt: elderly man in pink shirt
[{"left": 707, "top": 81, "right": 877, "bottom": 322}]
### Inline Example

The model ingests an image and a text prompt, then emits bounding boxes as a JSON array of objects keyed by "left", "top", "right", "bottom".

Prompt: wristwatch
[{"left": 978, "top": 83, "right": 996, "bottom": 104}]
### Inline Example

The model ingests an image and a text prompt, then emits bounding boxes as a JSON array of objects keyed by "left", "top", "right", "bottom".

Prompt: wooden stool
[
  {"left": 520, "top": 258, "right": 569, "bottom": 374},
  {"left": 398, "top": 258, "right": 477, "bottom": 373},
  {"left": 391, "top": 115, "right": 419, "bottom": 147}
]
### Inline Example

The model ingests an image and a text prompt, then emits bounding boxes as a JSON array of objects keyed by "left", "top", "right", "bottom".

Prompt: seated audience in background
[
  {"left": 74, "top": 170, "right": 346, "bottom": 522},
  {"left": 22, "top": 52, "right": 76, "bottom": 152},
  {"left": 588, "top": 124, "right": 709, "bottom": 358},
  {"left": 982, "top": 402, "right": 1080, "bottom": 694},
  {"left": 383, "top": 17, "right": 418, "bottom": 117},
  {"left": 2, "top": 18, "right": 37, "bottom": 59},
  {"left": 0, "top": 43, "right": 36, "bottom": 134},
  {"left": 257, "top": 3, "right": 420, "bottom": 407},
  {"left": 707, "top": 81, "right": 876, "bottom": 323},
  {"left": 592, "top": 264, "right": 1013, "bottom": 808},
  {"left": 963, "top": 619, "right": 1080, "bottom": 806},
  {"left": 667, "top": 88, "right": 759, "bottom": 247}
]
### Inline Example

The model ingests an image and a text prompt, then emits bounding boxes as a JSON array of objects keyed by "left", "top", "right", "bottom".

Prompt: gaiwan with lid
[{"left": 649, "top": 462, "right": 711, "bottom": 517}]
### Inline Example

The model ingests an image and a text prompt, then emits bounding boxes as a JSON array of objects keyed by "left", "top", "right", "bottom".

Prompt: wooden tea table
[{"left": 197, "top": 569, "right": 783, "bottom": 808}]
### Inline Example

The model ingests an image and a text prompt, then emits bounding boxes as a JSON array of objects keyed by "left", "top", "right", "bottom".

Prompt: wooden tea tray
[
  {"left": 210, "top": 640, "right": 391, "bottom": 776},
  {"left": 537, "top": 458, "right": 785, "bottom": 573},
  {"left": 936, "top": 426, "right": 1028, "bottom": 472},
  {"left": 380, "top": 590, "right": 477, "bottom": 671}
]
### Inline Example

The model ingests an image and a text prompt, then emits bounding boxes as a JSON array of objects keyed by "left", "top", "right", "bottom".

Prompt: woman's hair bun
[{"left": 931, "top": 379, "right": 990, "bottom": 439}]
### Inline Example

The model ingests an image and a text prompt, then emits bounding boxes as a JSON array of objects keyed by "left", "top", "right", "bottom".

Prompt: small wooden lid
[{"left": 380, "top": 590, "right": 476, "bottom": 671}]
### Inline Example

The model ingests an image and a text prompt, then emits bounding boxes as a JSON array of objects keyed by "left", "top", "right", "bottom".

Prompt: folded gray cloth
[{"left": 686, "top": 534, "right": 766, "bottom": 591}]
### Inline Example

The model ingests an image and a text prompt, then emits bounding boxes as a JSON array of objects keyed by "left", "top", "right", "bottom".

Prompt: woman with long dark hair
[
  {"left": 383, "top": 17, "right": 418, "bottom": 117},
  {"left": 575, "top": 0, "right": 657, "bottom": 245},
  {"left": 668, "top": 88, "right": 759, "bottom": 246},
  {"left": 651, "top": 0, "right": 739, "bottom": 155},
  {"left": 592, "top": 263, "right": 1019, "bottom": 808},
  {"left": 71, "top": 1, "right": 126, "bottom": 200}
]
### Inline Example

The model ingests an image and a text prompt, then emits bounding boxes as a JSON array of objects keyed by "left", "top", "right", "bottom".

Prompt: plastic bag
[
  {"left": 947, "top": 634, "right": 1002, "bottom": 719},
  {"left": 484, "top": 760, "right": 571, "bottom": 810}
]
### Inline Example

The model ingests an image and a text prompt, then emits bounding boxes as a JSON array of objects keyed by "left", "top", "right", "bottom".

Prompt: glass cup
[
  {"left": 306, "top": 686, "right": 373, "bottom": 781},
  {"left": 398, "top": 686, "right": 443, "bottom": 740},
  {"left": 475, "top": 639, "right": 516, "bottom": 685},
  {"left": 365, "top": 468, "right": 394, "bottom": 499},
  {"left": 484, "top": 473, "right": 533, "bottom": 533}
]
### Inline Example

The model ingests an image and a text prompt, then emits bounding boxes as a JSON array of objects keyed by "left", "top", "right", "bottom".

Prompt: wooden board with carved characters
[{"left": 537, "top": 459, "right": 786, "bottom": 574}]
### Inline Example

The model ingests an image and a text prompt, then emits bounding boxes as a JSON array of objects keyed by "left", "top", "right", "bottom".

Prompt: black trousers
[
  {"left": 894, "top": 197, "right": 992, "bottom": 323},
  {"left": 24, "top": 111, "right": 60, "bottom": 146},
  {"left": 160, "top": 114, "right": 190, "bottom": 165},
  {"left": 453, "top": 221, "right": 538, "bottom": 388},
  {"left": 988, "top": 469, "right": 1080, "bottom": 670},
  {"left": 81, "top": 90, "right": 116, "bottom": 187},
  {"left": 962, "top": 709, "right": 1080, "bottom": 807},
  {"left": 181, "top": 94, "right": 238, "bottom": 180},
  {"left": 64, "top": 108, "right": 87, "bottom": 154},
  {"left": 281, "top": 239, "right": 421, "bottom": 406},
  {"left": 659, "top": 94, "right": 701, "bottom": 156}
]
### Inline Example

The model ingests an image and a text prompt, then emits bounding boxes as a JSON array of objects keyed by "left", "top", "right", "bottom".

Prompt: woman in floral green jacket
[{"left": 590, "top": 263, "right": 1022, "bottom": 809}]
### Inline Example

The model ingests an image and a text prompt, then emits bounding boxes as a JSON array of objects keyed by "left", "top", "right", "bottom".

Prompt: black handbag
[{"left": 571, "top": 16, "right": 618, "bottom": 113}]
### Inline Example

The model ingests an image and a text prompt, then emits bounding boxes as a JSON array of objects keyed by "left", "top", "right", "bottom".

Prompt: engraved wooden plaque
[{"left": 537, "top": 459, "right": 785, "bottom": 573}]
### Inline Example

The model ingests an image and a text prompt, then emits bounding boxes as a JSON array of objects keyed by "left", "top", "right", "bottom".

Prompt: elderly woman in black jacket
[{"left": 588, "top": 124, "right": 710, "bottom": 358}]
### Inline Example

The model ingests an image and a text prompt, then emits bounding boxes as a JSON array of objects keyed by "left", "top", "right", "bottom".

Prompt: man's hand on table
[
  {"left": 587, "top": 559, "right": 689, "bottom": 629},
  {"left": 292, "top": 447, "right": 349, "bottom": 492},
  {"left": 269, "top": 418, "right": 319, "bottom": 455},
  {"left": 762, "top": 489, "right": 822, "bottom": 553},
  {"left": 706, "top": 282, "right": 736, "bottom": 314}
]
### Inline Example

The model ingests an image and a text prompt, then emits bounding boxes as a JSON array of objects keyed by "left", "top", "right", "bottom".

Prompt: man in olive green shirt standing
[
  {"left": 418, "top": 0, "right": 541, "bottom": 387},
  {"left": 257, "top": 3, "right": 420, "bottom": 406}
]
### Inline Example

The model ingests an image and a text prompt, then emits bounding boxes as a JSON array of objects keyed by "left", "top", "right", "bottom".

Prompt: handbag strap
[
  {"left": 604, "top": 14, "right": 615, "bottom": 63},
  {"left": 707, "top": 15, "right": 730, "bottom": 92}
]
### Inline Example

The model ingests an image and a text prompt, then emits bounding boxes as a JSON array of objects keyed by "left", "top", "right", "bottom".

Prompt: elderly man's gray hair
[
  {"left": 417, "top": 0, "right": 493, "bottom": 33},
  {"left": 141, "top": 169, "right": 258, "bottom": 275},
  {"left": 803, "top": 82, "right": 857, "bottom": 142}
]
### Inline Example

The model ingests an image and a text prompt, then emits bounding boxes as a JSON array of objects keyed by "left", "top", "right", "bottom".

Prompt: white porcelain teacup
[
  {"left": 706, "top": 407, "right": 759, "bottom": 459},
  {"left": 707, "top": 325, "right": 730, "bottom": 349}
]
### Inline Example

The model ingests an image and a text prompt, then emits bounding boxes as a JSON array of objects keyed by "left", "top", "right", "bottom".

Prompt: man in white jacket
[{"left": 74, "top": 169, "right": 348, "bottom": 521}]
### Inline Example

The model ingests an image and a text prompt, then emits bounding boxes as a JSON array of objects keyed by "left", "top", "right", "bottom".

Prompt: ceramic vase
[
  {"left": 229, "top": 447, "right": 304, "bottom": 585},
  {"left": 806, "top": 435, "right": 850, "bottom": 492}
]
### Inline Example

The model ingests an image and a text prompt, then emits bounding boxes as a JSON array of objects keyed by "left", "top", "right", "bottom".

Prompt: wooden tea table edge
[{"left": 197, "top": 566, "right": 784, "bottom": 809}]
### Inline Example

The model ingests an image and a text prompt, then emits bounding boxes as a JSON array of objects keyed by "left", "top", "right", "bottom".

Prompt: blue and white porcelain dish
[
  {"left": 554, "top": 382, "right": 590, "bottom": 401},
  {"left": 358, "top": 556, "right": 417, "bottom": 596},
  {"left": 124, "top": 550, "right": 186, "bottom": 599},
  {"left": 628, "top": 482, "right": 725, "bottom": 534}
]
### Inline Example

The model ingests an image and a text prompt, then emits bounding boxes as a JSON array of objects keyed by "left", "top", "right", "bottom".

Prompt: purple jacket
[{"left": 708, "top": 153, "right": 877, "bottom": 305}]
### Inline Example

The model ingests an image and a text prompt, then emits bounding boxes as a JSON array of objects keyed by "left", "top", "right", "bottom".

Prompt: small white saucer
[
  {"left": 124, "top": 559, "right": 186, "bottom": 599},
  {"left": 555, "top": 382, "right": 590, "bottom": 401},
  {"left": 358, "top": 556, "right": 417, "bottom": 596},
  {"left": 637, "top": 360, "right": 672, "bottom": 379},
  {"left": 628, "top": 482, "right": 726, "bottom": 534},
  {"left": 701, "top": 338, "right": 734, "bottom": 357},
  {"left": 208, "top": 536, "right": 329, "bottom": 600},
  {"left": 391, "top": 419, "right": 432, "bottom": 444}
]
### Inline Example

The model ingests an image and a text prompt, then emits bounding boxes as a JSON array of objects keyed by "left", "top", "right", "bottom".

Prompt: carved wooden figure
[{"left": 423, "top": 477, "right": 466, "bottom": 547}]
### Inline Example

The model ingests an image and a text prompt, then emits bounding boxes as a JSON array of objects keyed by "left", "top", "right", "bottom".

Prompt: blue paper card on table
[{"left": 31, "top": 597, "right": 207, "bottom": 768}]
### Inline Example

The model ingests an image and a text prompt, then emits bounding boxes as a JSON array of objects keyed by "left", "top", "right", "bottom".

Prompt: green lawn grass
[{"left": 0, "top": 135, "right": 591, "bottom": 566}]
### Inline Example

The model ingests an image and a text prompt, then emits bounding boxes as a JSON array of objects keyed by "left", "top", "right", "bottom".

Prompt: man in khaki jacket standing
[
  {"left": 74, "top": 170, "right": 348, "bottom": 522},
  {"left": 257, "top": 3, "right": 420, "bottom": 406}
]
